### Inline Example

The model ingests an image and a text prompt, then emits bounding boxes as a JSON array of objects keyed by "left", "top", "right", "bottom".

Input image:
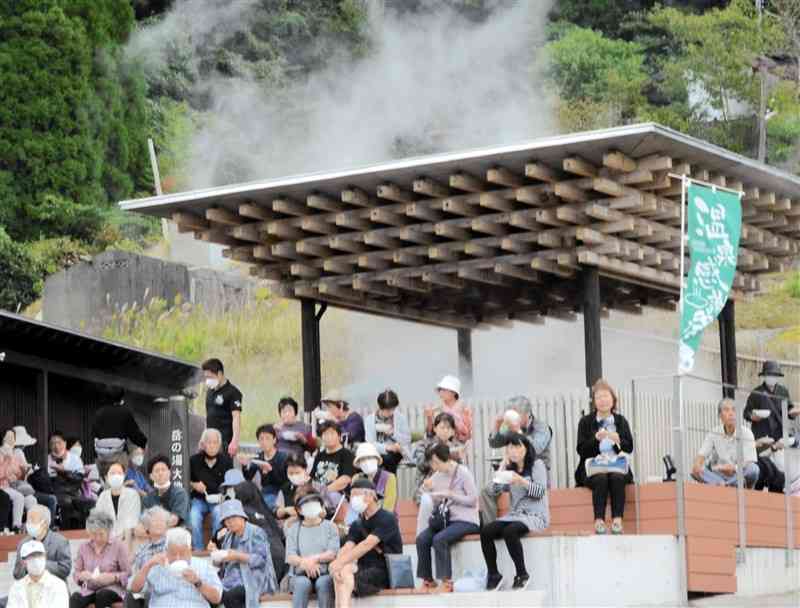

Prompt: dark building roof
[{"left": 0, "top": 310, "right": 200, "bottom": 395}]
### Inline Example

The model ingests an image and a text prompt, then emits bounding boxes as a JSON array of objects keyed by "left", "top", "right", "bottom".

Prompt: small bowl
[
  {"left": 493, "top": 470, "right": 514, "bottom": 484},
  {"left": 375, "top": 423, "right": 392, "bottom": 433},
  {"left": 282, "top": 431, "right": 297, "bottom": 441},
  {"left": 752, "top": 409, "right": 771, "bottom": 419},
  {"left": 211, "top": 550, "right": 228, "bottom": 564},
  {"left": 206, "top": 493, "right": 222, "bottom": 505}
]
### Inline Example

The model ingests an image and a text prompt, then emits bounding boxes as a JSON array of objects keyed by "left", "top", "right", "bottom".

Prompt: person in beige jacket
[{"left": 94, "top": 462, "right": 141, "bottom": 551}]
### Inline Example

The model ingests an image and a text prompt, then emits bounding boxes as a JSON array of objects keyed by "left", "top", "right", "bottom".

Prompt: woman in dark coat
[
  {"left": 574, "top": 379, "right": 634, "bottom": 535},
  {"left": 234, "top": 479, "right": 287, "bottom": 583}
]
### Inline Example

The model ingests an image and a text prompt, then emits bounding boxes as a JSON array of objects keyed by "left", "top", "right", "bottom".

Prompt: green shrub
[
  {"left": 0, "top": 228, "right": 41, "bottom": 312},
  {"left": 786, "top": 272, "right": 800, "bottom": 300}
]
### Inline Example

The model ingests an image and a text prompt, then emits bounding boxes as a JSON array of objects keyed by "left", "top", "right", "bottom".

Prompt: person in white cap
[
  {"left": 7, "top": 539, "right": 69, "bottom": 608},
  {"left": 424, "top": 376, "right": 472, "bottom": 444},
  {"left": 352, "top": 443, "right": 398, "bottom": 513}
]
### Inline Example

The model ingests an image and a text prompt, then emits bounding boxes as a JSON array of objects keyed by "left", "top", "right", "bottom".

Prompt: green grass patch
[{"left": 736, "top": 272, "right": 800, "bottom": 330}]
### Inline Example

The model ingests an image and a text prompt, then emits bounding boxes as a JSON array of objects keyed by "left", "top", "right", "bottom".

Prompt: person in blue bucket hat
[{"left": 208, "top": 499, "right": 277, "bottom": 608}]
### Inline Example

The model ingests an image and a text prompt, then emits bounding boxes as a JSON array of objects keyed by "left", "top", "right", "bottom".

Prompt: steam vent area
[{"left": 121, "top": 124, "right": 800, "bottom": 329}]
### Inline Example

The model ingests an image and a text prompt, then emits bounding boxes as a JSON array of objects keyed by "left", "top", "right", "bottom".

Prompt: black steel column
[
  {"left": 301, "top": 299, "right": 322, "bottom": 412},
  {"left": 718, "top": 299, "right": 737, "bottom": 398},
  {"left": 582, "top": 267, "right": 603, "bottom": 388},
  {"left": 457, "top": 328, "right": 474, "bottom": 395},
  {"left": 37, "top": 370, "right": 49, "bottom": 466}
]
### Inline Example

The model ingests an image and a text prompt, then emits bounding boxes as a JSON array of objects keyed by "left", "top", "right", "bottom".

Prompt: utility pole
[{"left": 757, "top": 0, "right": 768, "bottom": 163}]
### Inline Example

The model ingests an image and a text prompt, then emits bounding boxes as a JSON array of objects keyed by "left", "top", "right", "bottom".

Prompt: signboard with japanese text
[
  {"left": 678, "top": 183, "right": 742, "bottom": 374},
  {"left": 169, "top": 396, "right": 190, "bottom": 490}
]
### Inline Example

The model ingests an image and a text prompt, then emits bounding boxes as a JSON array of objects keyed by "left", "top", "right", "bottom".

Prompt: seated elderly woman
[
  {"left": 285, "top": 486, "right": 339, "bottom": 608},
  {"left": 208, "top": 499, "right": 277, "bottom": 608},
  {"left": 129, "top": 527, "right": 222, "bottom": 608},
  {"left": 352, "top": 442, "right": 398, "bottom": 514},
  {"left": 124, "top": 506, "right": 171, "bottom": 608},
  {"left": 0, "top": 428, "right": 38, "bottom": 534},
  {"left": 95, "top": 462, "right": 142, "bottom": 551},
  {"left": 574, "top": 379, "right": 634, "bottom": 535},
  {"left": 70, "top": 509, "right": 131, "bottom": 608},
  {"left": 692, "top": 398, "right": 760, "bottom": 488}
]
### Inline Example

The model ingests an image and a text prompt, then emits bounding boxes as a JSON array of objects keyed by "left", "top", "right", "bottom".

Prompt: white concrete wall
[
  {"left": 448, "top": 535, "right": 682, "bottom": 607},
  {"left": 735, "top": 547, "right": 800, "bottom": 597}
]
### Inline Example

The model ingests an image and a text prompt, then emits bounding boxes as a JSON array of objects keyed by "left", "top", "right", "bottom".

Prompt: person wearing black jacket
[
  {"left": 92, "top": 389, "right": 148, "bottom": 481},
  {"left": 743, "top": 360, "right": 798, "bottom": 492},
  {"left": 574, "top": 379, "right": 634, "bottom": 535}
]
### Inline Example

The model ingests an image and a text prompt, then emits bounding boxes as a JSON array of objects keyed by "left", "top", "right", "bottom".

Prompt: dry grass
[{"left": 100, "top": 287, "right": 352, "bottom": 440}]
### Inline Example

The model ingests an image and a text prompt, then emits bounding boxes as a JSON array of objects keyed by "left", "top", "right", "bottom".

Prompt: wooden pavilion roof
[{"left": 121, "top": 124, "right": 800, "bottom": 329}]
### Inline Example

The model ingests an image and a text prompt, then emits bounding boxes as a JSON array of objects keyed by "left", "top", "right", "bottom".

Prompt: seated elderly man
[
  {"left": 12, "top": 504, "right": 71, "bottom": 582},
  {"left": 207, "top": 499, "right": 277, "bottom": 608},
  {"left": 124, "top": 506, "right": 171, "bottom": 608},
  {"left": 330, "top": 479, "right": 403, "bottom": 608},
  {"left": 7, "top": 540, "right": 69, "bottom": 608},
  {"left": 189, "top": 428, "right": 232, "bottom": 550},
  {"left": 129, "top": 527, "right": 222, "bottom": 608},
  {"left": 692, "top": 398, "right": 760, "bottom": 488}
]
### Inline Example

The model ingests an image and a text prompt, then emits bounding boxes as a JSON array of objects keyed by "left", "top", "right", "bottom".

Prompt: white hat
[
  {"left": 20, "top": 540, "right": 45, "bottom": 559},
  {"left": 354, "top": 442, "right": 382, "bottom": 466},
  {"left": 12, "top": 426, "right": 36, "bottom": 447},
  {"left": 436, "top": 375, "right": 461, "bottom": 396},
  {"left": 321, "top": 389, "right": 347, "bottom": 405}
]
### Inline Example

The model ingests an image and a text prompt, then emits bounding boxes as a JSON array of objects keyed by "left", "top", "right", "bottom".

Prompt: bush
[{"left": 0, "top": 228, "right": 41, "bottom": 312}]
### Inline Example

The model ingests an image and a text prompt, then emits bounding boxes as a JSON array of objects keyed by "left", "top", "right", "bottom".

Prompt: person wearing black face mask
[{"left": 285, "top": 488, "right": 339, "bottom": 608}]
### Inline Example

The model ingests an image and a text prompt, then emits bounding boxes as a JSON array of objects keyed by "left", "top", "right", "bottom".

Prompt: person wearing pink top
[
  {"left": 0, "top": 429, "right": 36, "bottom": 533},
  {"left": 70, "top": 510, "right": 131, "bottom": 608},
  {"left": 424, "top": 376, "right": 473, "bottom": 444}
]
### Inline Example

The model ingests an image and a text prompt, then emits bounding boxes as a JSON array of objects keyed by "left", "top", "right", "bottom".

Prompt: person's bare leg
[{"left": 334, "top": 563, "right": 355, "bottom": 608}]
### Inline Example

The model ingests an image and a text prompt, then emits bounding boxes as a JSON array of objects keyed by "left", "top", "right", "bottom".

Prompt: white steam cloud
[{"left": 129, "top": 0, "right": 556, "bottom": 188}]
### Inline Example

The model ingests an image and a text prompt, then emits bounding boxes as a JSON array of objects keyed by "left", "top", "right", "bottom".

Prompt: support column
[
  {"left": 301, "top": 299, "right": 323, "bottom": 412},
  {"left": 457, "top": 328, "right": 474, "bottom": 395},
  {"left": 582, "top": 267, "right": 603, "bottom": 388},
  {"left": 37, "top": 370, "right": 49, "bottom": 467},
  {"left": 718, "top": 299, "right": 737, "bottom": 398}
]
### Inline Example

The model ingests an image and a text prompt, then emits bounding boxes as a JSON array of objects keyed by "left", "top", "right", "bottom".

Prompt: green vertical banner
[{"left": 678, "top": 183, "right": 742, "bottom": 374}]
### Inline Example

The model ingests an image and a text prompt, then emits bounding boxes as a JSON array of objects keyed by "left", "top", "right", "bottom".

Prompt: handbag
[
  {"left": 384, "top": 554, "right": 414, "bottom": 589},
  {"left": 585, "top": 453, "right": 630, "bottom": 478},
  {"left": 427, "top": 465, "right": 459, "bottom": 533},
  {"left": 27, "top": 466, "right": 54, "bottom": 495}
]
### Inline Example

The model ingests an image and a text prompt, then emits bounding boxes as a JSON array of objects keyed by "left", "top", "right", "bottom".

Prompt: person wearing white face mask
[
  {"left": 95, "top": 462, "right": 141, "bottom": 552},
  {"left": 330, "top": 479, "right": 402, "bottom": 608},
  {"left": 285, "top": 488, "right": 339, "bottom": 608},
  {"left": 352, "top": 443, "right": 398, "bottom": 514},
  {"left": 202, "top": 358, "right": 243, "bottom": 458},
  {"left": 6, "top": 504, "right": 72, "bottom": 606},
  {"left": 7, "top": 540, "right": 69, "bottom": 608},
  {"left": 123, "top": 447, "right": 153, "bottom": 497},
  {"left": 744, "top": 360, "right": 798, "bottom": 492},
  {"left": 141, "top": 456, "right": 189, "bottom": 527},
  {"left": 275, "top": 456, "right": 311, "bottom": 524}
]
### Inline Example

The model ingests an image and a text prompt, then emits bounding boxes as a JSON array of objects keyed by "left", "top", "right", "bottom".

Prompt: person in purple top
[
  {"left": 318, "top": 391, "right": 364, "bottom": 450},
  {"left": 275, "top": 397, "right": 314, "bottom": 458}
]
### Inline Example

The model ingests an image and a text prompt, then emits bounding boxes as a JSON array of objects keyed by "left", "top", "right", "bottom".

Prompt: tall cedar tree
[{"left": 0, "top": 0, "right": 150, "bottom": 242}]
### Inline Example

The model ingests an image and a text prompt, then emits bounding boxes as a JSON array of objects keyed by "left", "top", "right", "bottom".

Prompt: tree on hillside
[
  {"left": 0, "top": 0, "right": 150, "bottom": 242},
  {"left": 769, "top": 0, "right": 800, "bottom": 86},
  {"left": 546, "top": 26, "right": 648, "bottom": 130}
]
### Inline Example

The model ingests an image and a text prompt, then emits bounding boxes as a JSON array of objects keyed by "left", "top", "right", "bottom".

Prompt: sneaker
[
  {"left": 611, "top": 520, "right": 624, "bottom": 535},
  {"left": 594, "top": 520, "right": 607, "bottom": 535},
  {"left": 512, "top": 575, "right": 530, "bottom": 590},
  {"left": 486, "top": 573, "right": 504, "bottom": 591},
  {"left": 435, "top": 580, "right": 454, "bottom": 594}
]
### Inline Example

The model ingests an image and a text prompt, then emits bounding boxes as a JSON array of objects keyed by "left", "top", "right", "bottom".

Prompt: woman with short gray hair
[{"left": 70, "top": 508, "right": 131, "bottom": 608}]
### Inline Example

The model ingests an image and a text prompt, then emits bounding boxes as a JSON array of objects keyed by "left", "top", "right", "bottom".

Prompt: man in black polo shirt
[
  {"left": 202, "top": 358, "right": 243, "bottom": 457},
  {"left": 330, "top": 478, "right": 402, "bottom": 607}
]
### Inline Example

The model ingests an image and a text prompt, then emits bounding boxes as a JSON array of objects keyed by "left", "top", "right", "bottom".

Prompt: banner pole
[{"left": 679, "top": 175, "right": 687, "bottom": 315}]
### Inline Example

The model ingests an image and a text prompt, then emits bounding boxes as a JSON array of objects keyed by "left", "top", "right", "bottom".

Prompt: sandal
[
  {"left": 435, "top": 580, "right": 454, "bottom": 593},
  {"left": 420, "top": 579, "right": 437, "bottom": 593},
  {"left": 594, "top": 520, "right": 607, "bottom": 535}
]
